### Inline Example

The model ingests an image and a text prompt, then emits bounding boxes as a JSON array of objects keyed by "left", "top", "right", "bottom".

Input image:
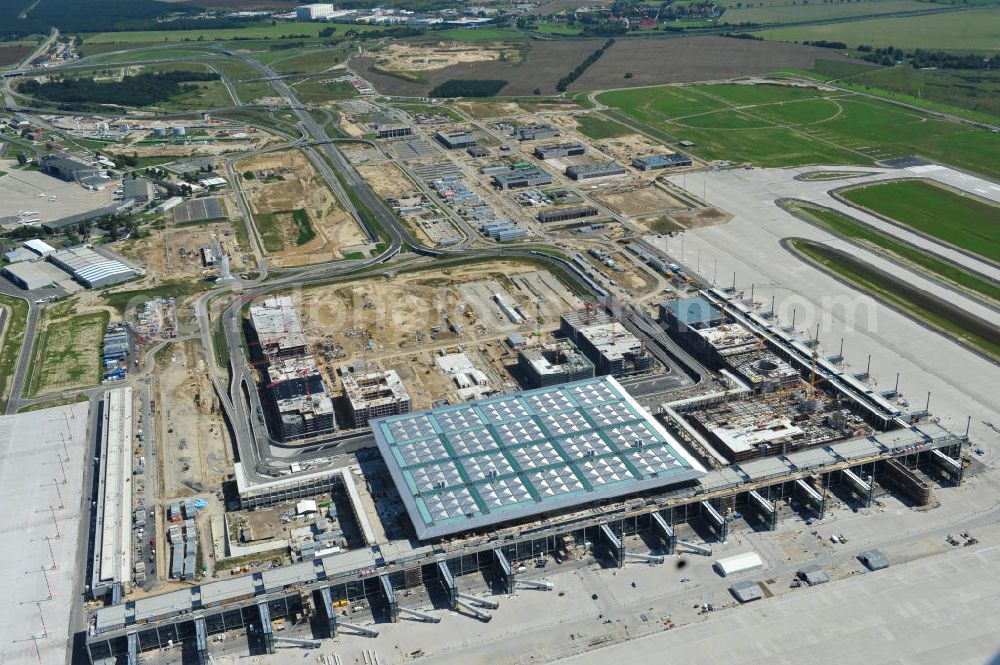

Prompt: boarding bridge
[
  {"left": 748, "top": 490, "right": 778, "bottom": 531},
  {"left": 438, "top": 561, "right": 458, "bottom": 610},
  {"left": 126, "top": 632, "right": 138, "bottom": 665},
  {"left": 931, "top": 449, "right": 964, "bottom": 483},
  {"left": 624, "top": 551, "right": 664, "bottom": 564},
  {"left": 677, "top": 540, "right": 713, "bottom": 556},
  {"left": 380, "top": 574, "right": 399, "bottom": 623},
  {"left": 599, "top": 523, "right": 624, "bottom": 568},
  {"left": 795, "top": 479, "right": 826, "bottom": 519},
  {"left": 257, "top": 600, "right": 275, "bottom": 654},
  {"left": 517, "top": 579, "right": 554, "bottom": 591},
  {"left": 318, "top": 586, "right": 337, "bottom": 637},
  {"left": 700, "top": 501, "right": 727, "bottom": 543},
  {"left": 454, "top": 598, "right": 492, "bottom": 621},
  {"left": 493, "top": 548, "right": 515, "bottom": 594},
  {"left": 273, "top": 636, "right": 321, "bottom": 648},
  {"left": 651, "top": 512, "right": 676, "bottom": 554},
  {"left": 398, "top": 606, "right": 441, "bottom": 623},
  {"left": 194, "top": 616, "right": 209, "bottom": 665},
  {"left": 842, "top": 468, "right": 874, "bottom": 507}
]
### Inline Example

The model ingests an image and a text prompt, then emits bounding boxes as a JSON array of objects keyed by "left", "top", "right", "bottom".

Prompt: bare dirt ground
[
  {"left": 352, "top": 40, "right": 599, "bottom": 96},
  {"left": 455, "top": 101, "right": 523, "bottom": 119},
  {"left": 593, "top": 182, "right": 688, "bottom": 217},
  {"left": 355, "top": 162, "right": 412, "bottom": 199},
  {"left": 294, "top": 264, "right": 582, "bottom": 400},
  {"left": 572, "top": 36, "right": 862, "bottom": 89},
  {"left": 589, "top": 131, "right": 671, "bottom": 164},
  {"left": 156, "top": 341, "right": 232, "bottom": 498},
  {"left": 117, "top": 213, "right": 247, "bottom": 281},
  {"left": 353, "top": 37, "right": 861, "bottom": 96},
  {"left": 670, "top": 206, "right": 734, "bottom": 229},
  {"left": 238, "top": 149, "right": 366, "bottom": 265},
  {"left": 371, "top": 42, "right": 520, "bottom": 72}
]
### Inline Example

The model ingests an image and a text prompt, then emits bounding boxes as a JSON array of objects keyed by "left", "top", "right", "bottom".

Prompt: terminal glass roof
[{"left": 372, "top": 376, "right": 705, "bottom": 539}]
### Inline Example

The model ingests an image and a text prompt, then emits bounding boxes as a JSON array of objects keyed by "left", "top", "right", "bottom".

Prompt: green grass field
[
  {"left": 87, "top": 46, "right": 220, "bottom": 63},
  {"left": 840, "top": 180, "right": 1000, "bottom": 262},
  {"left": 758, "top": 8, "right": 1000, "bottom": 51},
  {"left": 82, "top": 21, "right": 386, "bottom": 44},
  {"left": 722, "top": 0, "right": 934, "bottom": 25},
  {"left": 531, "top": 23, "right": 584, "bottom": 36},
  {"left": 790, "top": 239, "right": 1000, "bottom": 361},
  {"left": 0, "top": 294, "right": 29, "bottom": 408},
  {"left": 785, "top": 201, "right": 1000, "bottom": 303},
  {"left": 574, "top": 114, "right": 631, "bottom": 139},
  {"left": 598, "top": 83, "right": 1000, "bottom": 178},
  {"left": 433, "top": 28, "right": 526, "bottom": 41},
  {"left": 816, "top": 63, "right": 1000, "bottom": 122},
  {"left": 287, "top": 77, "right": 357, "bottom": 103},
  {"left": 26, "top": 310, "right": 109, "bottom": 398},
  {"left": 265, "top": 47, "right": 350, "bottom": 74},
  {"left": 254, "top": 212, "right": 285, "bottom": 252}
]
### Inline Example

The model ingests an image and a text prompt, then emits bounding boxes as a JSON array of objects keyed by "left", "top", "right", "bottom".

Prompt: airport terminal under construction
[{"left": 84, "top": 283, "right": 971, "bottom": 664}]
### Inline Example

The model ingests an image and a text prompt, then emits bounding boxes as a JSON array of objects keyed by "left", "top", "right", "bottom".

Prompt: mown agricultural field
[
  {"left": 757, "top": 8, "right": 1000, "bottom": 51},
  {"left": 721, "top": 0, "right": 936, "bottom": 25},
  {"left": 598, "top": 82, "right": 1000, "bottom": 178},
  {"left": 839, "top": 180, "right": 1000, "bottom": 262}
]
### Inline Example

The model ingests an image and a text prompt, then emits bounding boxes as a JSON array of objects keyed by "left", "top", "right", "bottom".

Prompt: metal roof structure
[
  {"left": 372, "top": 376, "right": 706, "bottom": 540},
  {"left": 661, "top": 296, "right": 722, "bottom": 327},
  {"left": 729, "top": 580, "right": 763, "bottom": 602},
  {"left": 48, "top": 246, "right": 138, "bottom": 288}
]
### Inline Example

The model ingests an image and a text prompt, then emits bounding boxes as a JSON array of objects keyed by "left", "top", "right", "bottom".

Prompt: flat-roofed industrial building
[
  {"left": 493, "top": 168, "right": 553, "bottom": 190},
  {"left": 435, "top": 131, "right": 477, "bottom": 149},
  {"left": 560, "top": 310, "right": 653, "bottom": 376},
  {"left": 632, "top": 153, "right": 692, "bottom": 170},
  {"left": 90, "top": 387, "right": 134, "bottom": 599},
  {"left": 534, "top": 142, "right": 586, "bottom": 160},
  {"left": 537, "top": 205, "right": 598, "bottom": 224},
  {"left": 266, "top": 356, "right": 337, "bottom": 440},
  {"left": 565, "top": 162, "right": 627, "bottom": 181}
]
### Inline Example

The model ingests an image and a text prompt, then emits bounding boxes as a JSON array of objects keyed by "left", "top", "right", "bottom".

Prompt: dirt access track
[
  {"left": 238, "top": 149, "right": 367, "bottom": 266},
  {"left": 370, "top": 42, "right": 520, "bottom": 72},
  {"left": 593, "top": 182, "right": 688, "bottom": 217}
]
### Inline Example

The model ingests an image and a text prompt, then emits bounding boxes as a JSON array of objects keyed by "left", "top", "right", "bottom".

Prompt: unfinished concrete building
[
  {"left": 343, "top": 369, "right": 412, "bottom": 427},
  {"left": 248, "top": 296, "right": 308, "bottom": 358},
  {"left": 518, "top": 340, "right": 595, "bottom": 388},
  {"left": 560, "top": 310, "right": 652, "bottom": 377},
  {"left": 266, "top": 356, "right": 337, "bottom": 440}
]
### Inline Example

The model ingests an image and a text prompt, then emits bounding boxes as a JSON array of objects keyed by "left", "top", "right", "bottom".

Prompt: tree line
[
  {"left": 858, "top": 45, "right": 1000, "bottom": 69},
  {"left": 556, "top": 39, "right": 614, "bottom": 92},
  {"left": 20, "top": 70, "right": 220, "bottom": 108}
]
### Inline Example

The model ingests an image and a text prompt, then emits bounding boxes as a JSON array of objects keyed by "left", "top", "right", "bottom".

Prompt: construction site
[{"left": 238, "top": 149, "right": 369, "bottom": 265}]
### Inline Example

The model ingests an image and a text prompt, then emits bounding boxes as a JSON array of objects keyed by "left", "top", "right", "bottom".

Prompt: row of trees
[
  {"left": 428, "top": 79, "right": 508, "bottom": 98},
  {"left": 556, "top": 39, "right": 615, "bottom": 92},
  {"left": 858, "top": 45, "right": 1000, "bottom": 69},
  {"left": 20, "top": 70, "right": 220, "bottom": 108}
]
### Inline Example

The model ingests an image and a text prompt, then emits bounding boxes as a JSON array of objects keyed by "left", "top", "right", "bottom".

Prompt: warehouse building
[
  {"left": 41, "top": 154, "right": 101, "bottom": 182},
  {"left": 515, "top": 124, "right": 560, "bottom": 141},
  {"left": 373, "top": 122, "right": 412, "bottom": 139},
  {"left": 248, "top": 296, "right": 308, "bottom": 358},
  {"left": 121, "top": 177, "right": 155, "bottom": 203},
  {"left": 23, "top": 238, "right": 57, "bottom": 258},
  {"left": 560, "top": 310, "right": 653, "bottom": 376},
  {"left": 435, "top": 131, "right": 477, "bottom": 149},
  {"left": 90, "top": 387, "right": 133, "bottom": 599},
  {"left": 480, "top": 220, "right": 528, "bottom": 241},
  {"left": 342, "top": 369, "right": 411, "bottom": 427},
  {"left": 537, "top": 206, "right": 598, "bottom": 224},
  {"left": 493, "top": 168, "right": 553, "bottom": 190},
  {"left": 534, "top": 142, "right": 586, "bottom": 160},
  {"left": 296, "top": 3, "right": 335, "bottom": 19},
  {"left": 266, "top": 356, "right": 337, "bottom": 440},
  {"left": 47, "top": 246, "right": 138, "bottom": 289},
  {"left": 2, "top": 260, "right": 65, "bottom": 290},
  {"left": 466, "top": 145, "right": 490, "bottom": 158},
  {"left": 518, "top": 340, "right": 595, "bottom": 388},
  {"left": 42, "top": 202, "right": 134, "bottom": 233},
  {"left": 632, "top": 153, "right": 692, "bottom": 171},
  {"left": 565, "top": 163, "right": 627, "bottom": 181}
]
